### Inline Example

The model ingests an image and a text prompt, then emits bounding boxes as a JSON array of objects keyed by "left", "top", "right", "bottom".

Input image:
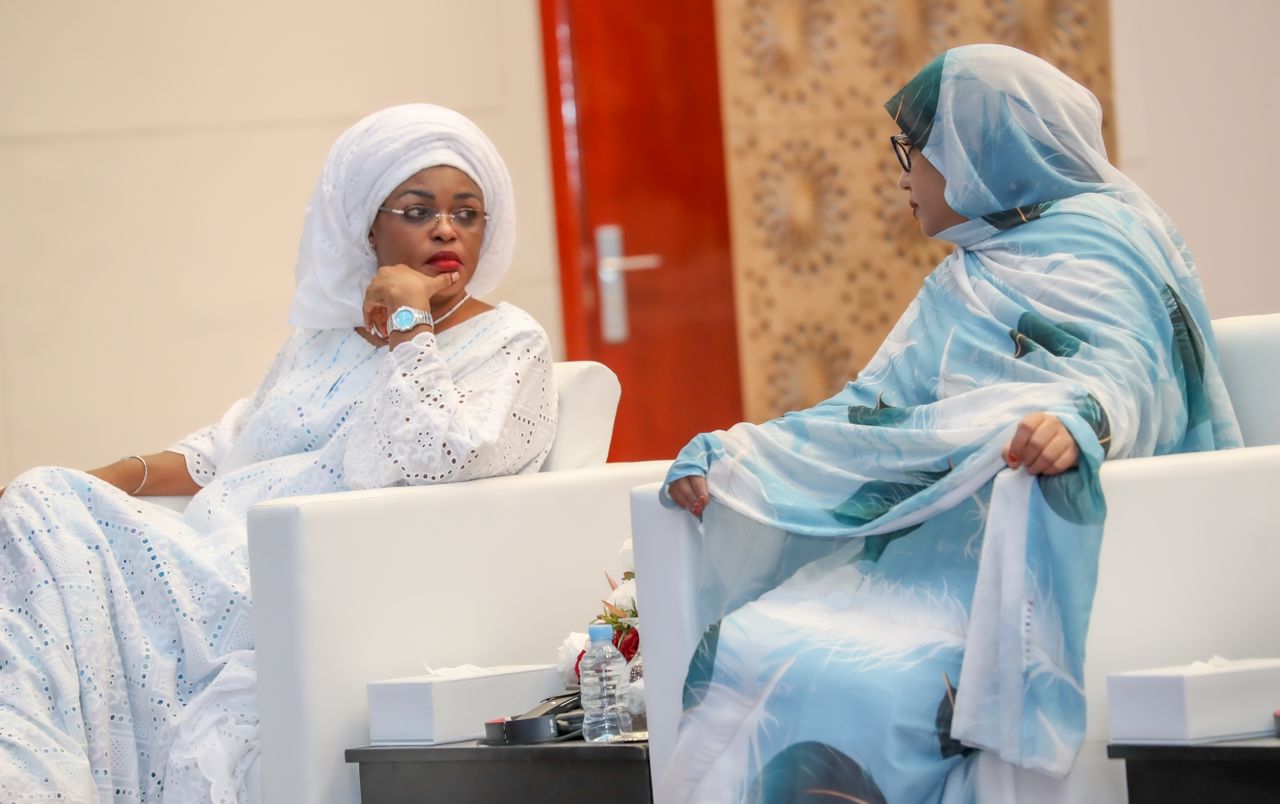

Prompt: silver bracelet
[{"left": 124, "top": 454, "right": 149, "bottom": 495}]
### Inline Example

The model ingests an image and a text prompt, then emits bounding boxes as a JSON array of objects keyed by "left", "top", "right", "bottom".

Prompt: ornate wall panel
[{"left": 716, "top": 0, "right": 1114, "bottom": 422}]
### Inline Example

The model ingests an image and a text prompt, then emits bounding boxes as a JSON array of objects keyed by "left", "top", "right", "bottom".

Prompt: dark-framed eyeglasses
[
  {"left": 890, "top": 133, "right": 914, "bottom": 173},
  {"left": 377, "top": 205, "right": 489, "bottom": 230}
]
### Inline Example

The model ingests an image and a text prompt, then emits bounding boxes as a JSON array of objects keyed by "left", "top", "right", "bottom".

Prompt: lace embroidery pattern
[{"left": 0, "top": 302, "right": 555, "bottom": 800}]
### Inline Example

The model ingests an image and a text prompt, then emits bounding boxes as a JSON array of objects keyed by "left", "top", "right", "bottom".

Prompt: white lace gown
[{"left": 0, "top": 302, "right": 556, "bottom": 802}]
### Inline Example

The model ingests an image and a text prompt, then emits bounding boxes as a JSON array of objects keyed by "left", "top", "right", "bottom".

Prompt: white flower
[
  {"left": 608, "top": 578, "right": 637, "bottom": 612},
  {"left": 556, "top": 631, "right": 589, "bottom": 684},
  {"left": 618, "top": 538, "right": 634, "bottom": 574},
  {"left": 624, "top": 676, "right": 646, "bottom": 715}
]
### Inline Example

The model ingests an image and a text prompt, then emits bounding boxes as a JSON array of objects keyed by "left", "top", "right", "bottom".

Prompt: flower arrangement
[{"left": 556, "top": 538, "right": 641, "bottom": 683}]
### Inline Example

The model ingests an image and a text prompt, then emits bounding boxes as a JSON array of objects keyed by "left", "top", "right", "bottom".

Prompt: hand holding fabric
[
  {"left": 667, "top": 474, "right": 709, "bottom": 517},
  {"left": 1003, "top": 412, "right": 1079, "bottom": 475}
]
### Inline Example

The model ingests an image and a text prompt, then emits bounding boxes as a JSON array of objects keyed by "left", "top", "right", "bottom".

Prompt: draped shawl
[{"left": 659, "top": 44, "right": 1240, "bottom": 802}]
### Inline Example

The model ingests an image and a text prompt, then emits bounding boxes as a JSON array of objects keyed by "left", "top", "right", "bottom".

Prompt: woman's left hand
[
  {"left": 1003, "top": 412, "right": 1079, "bottom": 475},
  {"left": 668, "top": 474, "right": 709, "bottom": 518}
]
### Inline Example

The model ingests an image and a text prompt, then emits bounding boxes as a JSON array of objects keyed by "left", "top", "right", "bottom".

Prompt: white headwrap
[{"left": 287, "top": 104, "right": 516, "bottom": 329}]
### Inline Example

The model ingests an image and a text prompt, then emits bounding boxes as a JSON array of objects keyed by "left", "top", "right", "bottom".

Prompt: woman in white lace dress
[{"left": 0, "top": 105, "right": 556, "bottom": 802}]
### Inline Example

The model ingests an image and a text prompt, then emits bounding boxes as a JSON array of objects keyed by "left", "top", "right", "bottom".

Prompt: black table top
[
  {"left": 346, "top": 739, "right": 649, "bottom": 764},
  {"left": 1107, "top": 737, "right": 1280, "bottom": 761}
]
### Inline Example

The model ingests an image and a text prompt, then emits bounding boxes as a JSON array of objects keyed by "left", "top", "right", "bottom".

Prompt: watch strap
[{"left": 389, "top": 305, "right": 434, "bottom": 333}]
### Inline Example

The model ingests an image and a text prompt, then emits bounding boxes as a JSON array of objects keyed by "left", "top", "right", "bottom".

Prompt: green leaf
[
  {"left": 935, "top": 673, "right": 975, "bottom": 759},
  {"left": 1161, "top": 284, "right": 1210, "bottom": 428},
  {"left": 1038, "top": 460, "right": 1106, "bottom": 526},
  {"left": 832, "top": 470, "right": 950, "bottom": 561},
  {"left": 982, "top": 200, "right": 1057, "bottom": 230},
  {"left": 746, "top": 741, "right": 887, "bottom": 804},
  {"left": 1008, "top": 311, "right": 1090, "bottom": 359},
  {"left": 884, "top": 53, "right": 944, "bottom": 150},
  {"left": 682, "top": 621, "right": 721, "bottom": 711},
  {"left": 847, "top": 402, "right": 911, "bottom": 427}
]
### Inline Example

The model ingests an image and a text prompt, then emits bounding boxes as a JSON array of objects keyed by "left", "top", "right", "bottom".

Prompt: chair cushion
[
  {"left": 1213, "top": 313, "right": 1280, "bottom": 447},
  {"left": 542, "top": 361, "right": 622, "bottom": 471}
]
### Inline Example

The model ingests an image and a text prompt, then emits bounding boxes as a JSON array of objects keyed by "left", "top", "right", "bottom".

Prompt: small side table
[
  {"left": 1107, "top": 737, "right": 1280, "bottom": 804},
  {"left": 345, "top": 740, "right": 653, "bottom": 804}
]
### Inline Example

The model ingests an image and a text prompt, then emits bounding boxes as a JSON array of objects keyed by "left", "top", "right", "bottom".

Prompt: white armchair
[
  {"left": 632, "top": 313, "right": 1280, "bottom": 803},
  {"left": 235, "top": 361, "right": 668, "bottom": 804}
]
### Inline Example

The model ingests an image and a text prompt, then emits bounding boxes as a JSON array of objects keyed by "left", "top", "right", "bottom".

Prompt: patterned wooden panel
[{"left": 715, "top": 0, "right": 1115, "bottom": 422}]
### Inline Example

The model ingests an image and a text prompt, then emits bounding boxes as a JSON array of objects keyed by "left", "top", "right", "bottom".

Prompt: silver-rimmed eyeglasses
[
  {"left": 377, "top": 205, "right": 489, "bottom": 230},
  {"left": 890, "top": 133, "right": 913, "bottom": 173}
]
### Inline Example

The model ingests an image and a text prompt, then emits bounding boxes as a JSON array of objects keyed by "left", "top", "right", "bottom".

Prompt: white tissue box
[
  {"left": 367, "top": 664, "right": 563, "bottom": 745},
  {"left": 1107, "top": 658, "right": 1280, "bottom": 744}
]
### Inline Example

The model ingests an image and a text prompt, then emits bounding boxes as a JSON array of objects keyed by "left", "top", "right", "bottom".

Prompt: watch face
[{"left": 391, "top": 308, "right": 416, "bottom": 331}]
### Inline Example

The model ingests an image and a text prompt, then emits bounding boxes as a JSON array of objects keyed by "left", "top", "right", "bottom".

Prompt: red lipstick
[{"left": 427, "top": 251, "right": 462, "bottom": 271}]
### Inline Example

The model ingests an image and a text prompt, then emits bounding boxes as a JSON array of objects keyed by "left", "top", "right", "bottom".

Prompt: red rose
[{"left": 614, "top": 627, "right": 640, "bottom": 662}]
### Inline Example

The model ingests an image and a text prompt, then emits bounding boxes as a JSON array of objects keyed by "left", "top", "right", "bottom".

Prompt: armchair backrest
[
  {"left": 541, "top": 361, "right": 622, "bottom": 471},
  {"left": 1213, "top": 313, "right": 1280, "bottom": 447}
]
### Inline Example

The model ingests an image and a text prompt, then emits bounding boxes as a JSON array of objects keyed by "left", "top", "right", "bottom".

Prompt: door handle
[
  {"left": 595, "top": 224, "right": 662, "bottom": 344},
  {"left": 599, "top": 254, "right": 663, "bottom": 272}
]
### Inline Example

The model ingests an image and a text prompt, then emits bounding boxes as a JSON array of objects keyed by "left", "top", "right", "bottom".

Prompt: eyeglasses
[
  {"left": 890, "top": 133, "right": 913, "bottom": 173},
  {"left": 377, "top": 205, "right": 489, "bottom": 230}
]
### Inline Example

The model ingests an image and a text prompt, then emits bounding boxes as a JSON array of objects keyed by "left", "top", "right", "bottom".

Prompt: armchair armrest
[
  {"left": 1083, "top": 444, "right": 1280, "bottom": 740},
  {"left": 630, "top": 482, "right": 700, "bottom": 790},
  {"left": 248, "top": 460, "right": 670, "bottom": 804}
]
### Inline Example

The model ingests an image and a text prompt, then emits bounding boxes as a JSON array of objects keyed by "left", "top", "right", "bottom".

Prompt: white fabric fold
[{"left": 953, "top": 469, "right": 1034, "bottom": 765}]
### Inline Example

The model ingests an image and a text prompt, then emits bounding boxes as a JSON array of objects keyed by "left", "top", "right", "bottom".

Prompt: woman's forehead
[{"left": 392, "top": 165, "right": 483, "bottom": 198}]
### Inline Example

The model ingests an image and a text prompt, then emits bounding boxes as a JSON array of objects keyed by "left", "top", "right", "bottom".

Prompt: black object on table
[
  {"left": 1107, "top": 737, "right": 1280, "bottom": 803},
  {"left": 345, "top": 740, "right": 653, "bottom": 804}
]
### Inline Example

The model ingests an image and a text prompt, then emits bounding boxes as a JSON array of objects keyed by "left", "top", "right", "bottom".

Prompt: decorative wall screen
[{"left": 715, "top": 0, "right": 1115, "bottom": 421}]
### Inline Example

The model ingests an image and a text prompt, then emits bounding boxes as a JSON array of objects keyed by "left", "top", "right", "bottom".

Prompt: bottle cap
[{"left": 588, "top": 623, "right": 614, "bottom": 642}]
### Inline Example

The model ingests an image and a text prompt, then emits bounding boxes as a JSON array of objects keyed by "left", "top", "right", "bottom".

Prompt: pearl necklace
[{"left": 433, "top": 292, "right": 471, "bottom": 326}]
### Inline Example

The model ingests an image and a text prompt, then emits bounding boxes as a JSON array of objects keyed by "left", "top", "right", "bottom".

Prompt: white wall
[
  {"left": 0, "top": 1, "right": 562, "bottom": 484},
  {"left": 1111, "top": 0, "right": 1280, "bottom": 317}
]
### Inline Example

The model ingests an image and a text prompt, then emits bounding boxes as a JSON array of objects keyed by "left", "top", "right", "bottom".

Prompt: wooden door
[{"left": 540, "top": 0, "right": 743, "bottom": 462}]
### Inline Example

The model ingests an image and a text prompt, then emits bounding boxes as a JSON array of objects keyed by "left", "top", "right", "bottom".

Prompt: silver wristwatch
[{"left": 388, "top": 306, "right": 434, "bottom": 333}]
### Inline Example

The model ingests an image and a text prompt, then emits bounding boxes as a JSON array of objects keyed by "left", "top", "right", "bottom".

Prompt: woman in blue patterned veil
[{"left": 659, "top": 44, "right": 1240, "bottom": 803}]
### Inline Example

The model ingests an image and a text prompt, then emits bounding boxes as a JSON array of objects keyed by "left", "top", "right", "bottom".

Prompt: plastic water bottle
[{"left": 580, "top": 623, "right": 632, "bottom": 742}]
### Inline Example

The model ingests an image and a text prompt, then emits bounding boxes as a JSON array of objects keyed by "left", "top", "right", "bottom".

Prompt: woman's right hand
[
  {"left": 1003, "top": 412, "right": 1079, "bottom": 475},
  {"left": 362, "top": 264, "right": 457, "bottom": 338},
  {"left": 667, "top": 474, "right": 709, "bottom": 518}
]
